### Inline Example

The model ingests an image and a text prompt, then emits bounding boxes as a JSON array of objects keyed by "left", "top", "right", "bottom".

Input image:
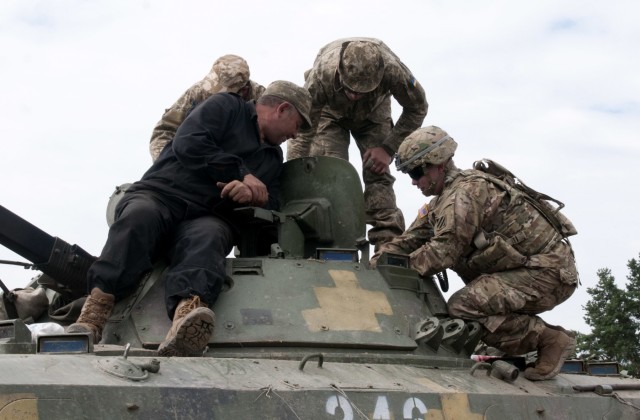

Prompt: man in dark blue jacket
[{"left": 68, "top": 81, "right": 312, "bottom": 357}]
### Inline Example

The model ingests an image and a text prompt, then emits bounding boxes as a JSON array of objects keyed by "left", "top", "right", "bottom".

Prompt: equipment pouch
[
  {"left": 467, "top": 234, "right": 527, "bottom": 273},
  {"left": 0, "top": 287, "right": 49, "bottom": 322}
]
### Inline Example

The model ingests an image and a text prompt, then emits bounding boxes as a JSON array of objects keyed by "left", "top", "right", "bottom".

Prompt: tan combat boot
[
  {"left": 66, "top": 287, "right": 115, "bottom": 343},
  {"left": 524, "top": 326, "right": 576, "bottom": 381},
  {"left": 157, "top": 296, "right": 215, "bottom": 357}
]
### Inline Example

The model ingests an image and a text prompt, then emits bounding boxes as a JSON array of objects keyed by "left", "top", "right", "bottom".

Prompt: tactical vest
[{"left": 455, "top": 159, "right": 577, "bottom": 275}]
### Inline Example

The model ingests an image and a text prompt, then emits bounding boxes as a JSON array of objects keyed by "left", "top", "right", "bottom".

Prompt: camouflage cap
[
  {"left": 210, "top": 54, "right": 251, "bottom": 92},
  {"left": 263, "top": 80, "right": 312, "bottom": 129},
  {"left": 338, "top": 41, "right": 385, "bottom": 93},
  {"left": 396, "top": 126, "right": 458, "bottom": 172}
]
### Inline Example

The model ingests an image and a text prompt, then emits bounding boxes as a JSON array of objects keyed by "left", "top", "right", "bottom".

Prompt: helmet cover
[{"left": 396, "top": 126, "right": 457, "bottom": 172}]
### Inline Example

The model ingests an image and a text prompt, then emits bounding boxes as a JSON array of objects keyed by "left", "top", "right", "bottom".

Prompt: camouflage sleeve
[
  {"left": 371, "top": 204, "right": 434, "bottom": 262},
  {"left": 382, "top": 63, "right": 428, "bottom": 153},
  {"left": 286, "top": 69, "right": 327, "bottom": 160},
  {"left": 408, "top": 179, "right": 488, "bottom": 276},
  {"left": 149, "top": 85, "right": 207, "bottom": 162}
]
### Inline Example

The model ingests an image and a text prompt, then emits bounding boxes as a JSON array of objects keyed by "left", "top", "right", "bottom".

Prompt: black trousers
[{"left": 87, "top": 191, "right": 234, "bottom": 319}]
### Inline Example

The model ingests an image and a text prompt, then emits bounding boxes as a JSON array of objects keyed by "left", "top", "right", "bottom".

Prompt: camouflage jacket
[
  {"left": 149, "top": 79, "right": 265, "bottom": 161},
  {"left": 300, "top": 37, "right": 428, "bottom": 153},
  {"left": 374, "top": 166, "right": 577, "bottom": 282}
]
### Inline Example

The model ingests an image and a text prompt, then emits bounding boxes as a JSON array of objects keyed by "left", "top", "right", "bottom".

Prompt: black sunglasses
[{"left": 407, "top": 166, "right": 424, "bottom": 180}]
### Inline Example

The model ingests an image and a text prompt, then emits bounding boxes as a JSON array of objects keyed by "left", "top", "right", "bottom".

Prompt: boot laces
[{"left": 175, "top": 295, "right": 207, "bottom": 319}]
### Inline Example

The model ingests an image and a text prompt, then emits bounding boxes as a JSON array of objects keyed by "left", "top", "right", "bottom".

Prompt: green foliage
[{"left": 577, "top": 257, "right": 640, "bottom": 377}]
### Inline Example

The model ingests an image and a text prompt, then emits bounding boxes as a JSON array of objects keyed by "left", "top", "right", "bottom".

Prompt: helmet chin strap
[
  {"left": 421, "top": 167, "right": 444, "bottom": 196},
  {"left": 420, "top": 180, "right": 437, "bottom": 196}
]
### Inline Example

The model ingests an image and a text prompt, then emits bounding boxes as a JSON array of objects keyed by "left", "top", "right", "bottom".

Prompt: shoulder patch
[
  {"left": 434, "top": 214, "right": 449, "bottom": 232},
  {"left": 418, "top": 204, "right": 429, "bottom": 219}
]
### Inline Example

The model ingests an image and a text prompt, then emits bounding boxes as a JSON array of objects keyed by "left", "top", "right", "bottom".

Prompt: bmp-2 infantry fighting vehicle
[{"left": 1, "top": 156, "right": 639, "bottom": 419}]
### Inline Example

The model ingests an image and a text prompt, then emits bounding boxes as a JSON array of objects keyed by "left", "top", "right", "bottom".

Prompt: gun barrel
[
  {"left": 0, "top": 205, "right": 56, "bottom": 264},
  {"left": 0, "top": 204, "right": 95, "bottom": 299}
]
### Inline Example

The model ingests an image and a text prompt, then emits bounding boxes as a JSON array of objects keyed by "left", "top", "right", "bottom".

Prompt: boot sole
[
  {"left": 158, "top": 308, "right": 215, "bottom": 357},
  {"left": 524, "top": 336, "right": 576, "bottom": 381},
  {"left": 67, "top": 323, "right": 101, "bottom": 343}
]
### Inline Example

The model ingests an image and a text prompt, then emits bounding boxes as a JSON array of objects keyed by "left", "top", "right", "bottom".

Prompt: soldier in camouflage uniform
[
  {"left": 149, "top": 54, "right": 266, "bottom": 161},
  {"left": 287, "top": 38, "right": 428, "bottom": 249},
  {"left": 371, "top": 126, "right": 579, "bottom": 381}
]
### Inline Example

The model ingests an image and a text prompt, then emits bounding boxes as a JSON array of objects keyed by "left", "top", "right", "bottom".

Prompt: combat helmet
[
  {"left": 209, "top": 54, "right": 251, "bottom": 92},
  {"left": 396, "top": 126, "right": 458, "bottom": 173},
  {"left": 338, "top": 41, "right": 385, "bottom": 93}
]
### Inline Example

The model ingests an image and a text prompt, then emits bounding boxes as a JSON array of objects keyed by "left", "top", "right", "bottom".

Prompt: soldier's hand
[
  {"left": 242, "top": 174, "right": 268, "bottom": 207},
  {"left": 369, "top": 257, "right": 378, "bottom": 269},
  {"left": 217, "top": 181, "right": 253, "bottom": 204},
  {"left": 363, "top": 147, "right": 392, "bottom": 175}
]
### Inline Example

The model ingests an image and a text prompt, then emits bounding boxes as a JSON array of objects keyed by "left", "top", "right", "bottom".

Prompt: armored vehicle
[{"left": 1, "top": 157, "right": 639, "bottom": 419}]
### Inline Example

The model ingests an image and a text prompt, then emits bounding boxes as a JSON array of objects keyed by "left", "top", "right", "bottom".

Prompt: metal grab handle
[{"left": 299, "top": 353, "right": 324, "bottom": 371}]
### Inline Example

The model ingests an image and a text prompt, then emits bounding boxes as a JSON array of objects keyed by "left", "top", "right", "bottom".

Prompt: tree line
[{"left": 576, "top": 254, "right": 640, "bottom": 377}]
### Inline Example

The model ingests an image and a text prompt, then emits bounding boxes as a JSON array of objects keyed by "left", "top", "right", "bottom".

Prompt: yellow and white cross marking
[
  {"left": 303, "top": 269, "right": 392, "bottom": 332},
  {"left": 0, "top": 394, "right": 38, "bottom": 419}
]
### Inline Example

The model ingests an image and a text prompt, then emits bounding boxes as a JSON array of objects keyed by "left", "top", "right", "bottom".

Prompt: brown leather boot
[
  {"left": 157, "top": 296, "right": 215, "bottom": 357},
  {"left": 524, "top": 326, "right": 575, "bottom": 381},
  {"left": 66, "top": 288, "right": 115, "bottom": 343}
]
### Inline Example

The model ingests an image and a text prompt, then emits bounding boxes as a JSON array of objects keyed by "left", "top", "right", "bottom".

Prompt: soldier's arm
[
  {"left": 383, "top": 64, "right": 428, "bottom": 153},
  {"left": 149, "top": 86, "right": 207, "bottom": 162},
  {"left": 149, "top": 108, "right": 186, "bottom": 161},
  {"left": 286, "top": 70, "right": 326, "bottom": 160},
  {"left": 371, "top": 206, "right": 434, "bottom": 265},
  {"left": 408, "top": 180, "right": 488, "bottom": 276}
]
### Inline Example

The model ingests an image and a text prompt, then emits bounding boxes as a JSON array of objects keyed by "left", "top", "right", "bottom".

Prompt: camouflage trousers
[
  {"left": 447, "top": 242, "right": 578, "bottom": 355},
  {"left": 287, "top": 114, "right": 405, "bottom": 249}
]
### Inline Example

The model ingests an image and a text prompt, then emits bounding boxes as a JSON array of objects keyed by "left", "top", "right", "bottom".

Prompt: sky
[{"left": 0, "top": 0, "right": 638, "bottom": 333}]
